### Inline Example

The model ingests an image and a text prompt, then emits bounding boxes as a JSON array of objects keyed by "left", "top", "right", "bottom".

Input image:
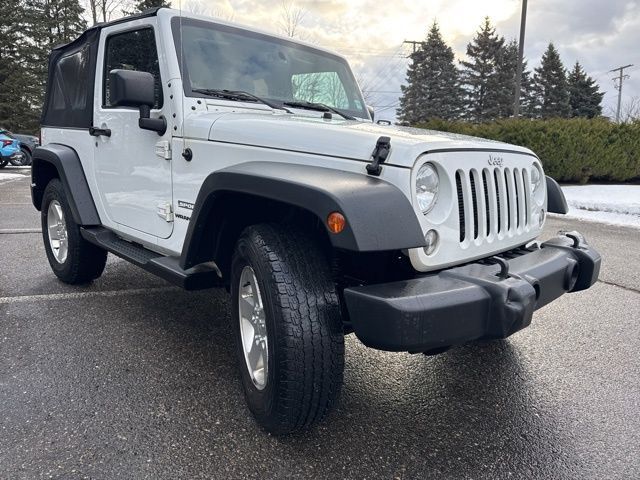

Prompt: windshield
[{"left": 171, "top": 17, "right": 368, "bottom": 119}]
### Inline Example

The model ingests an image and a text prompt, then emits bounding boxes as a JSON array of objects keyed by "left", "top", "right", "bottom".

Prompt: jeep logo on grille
[{"left": 488, "top": 154, "right": 504, "bottom": 166}]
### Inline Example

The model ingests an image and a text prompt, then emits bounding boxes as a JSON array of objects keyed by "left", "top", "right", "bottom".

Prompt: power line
[
  {"left": 403, "top": 40, "right": 424, "bottom": 55},
  {"left": 610, "top": 64, "right": 633, "bottom": 123},
  {"left": 365, "top": 90, "right": 403, "bottom": 93}
]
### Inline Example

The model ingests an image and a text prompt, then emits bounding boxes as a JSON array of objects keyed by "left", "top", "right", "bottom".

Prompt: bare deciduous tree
[
  {"left": 621, "top": 96, "right": 640, "bottom": 123},
  {"left": 86, "top": 0, "right": 131, "bottom": 24},
  {"left": 278, "top": 1, "right": 305, "bottom": 38},
  {"left": 607, "top": 96, "right": 640, "bottom": 123}
]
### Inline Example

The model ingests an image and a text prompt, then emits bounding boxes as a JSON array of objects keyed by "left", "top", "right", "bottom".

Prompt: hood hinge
[{"left": 366, "top": 136, "right": 391, "bottom": 176}]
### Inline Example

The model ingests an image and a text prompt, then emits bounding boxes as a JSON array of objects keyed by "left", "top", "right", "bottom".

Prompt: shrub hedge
[{"left": 415, "top": 118, "right": 640, "bottom": 183}]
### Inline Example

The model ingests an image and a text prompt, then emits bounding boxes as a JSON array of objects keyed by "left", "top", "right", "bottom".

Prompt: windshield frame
[{"left": 170, "top": 16, "right": 370, "bottom": 120}]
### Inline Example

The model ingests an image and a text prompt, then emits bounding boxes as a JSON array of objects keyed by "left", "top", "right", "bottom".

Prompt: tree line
[
  {"left": 0, "top": 0, "right": 168, "bottom": 133},
  {"left": 397, "top": 18, "right": 605, "bottom": 125}
]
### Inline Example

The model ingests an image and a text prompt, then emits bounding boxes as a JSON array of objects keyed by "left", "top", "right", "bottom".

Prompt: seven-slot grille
[{"left": 455, "top": 167, "right": 531, "bottom": 243}]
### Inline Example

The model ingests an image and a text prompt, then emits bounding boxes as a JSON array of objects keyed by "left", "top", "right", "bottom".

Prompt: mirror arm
[{"left": 138, "top": 104, "right": 167, "bottom": 135}]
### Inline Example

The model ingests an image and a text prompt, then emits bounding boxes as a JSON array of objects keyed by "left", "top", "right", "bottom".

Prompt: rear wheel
[
  {"left": 231, "top": 224, "right": 344, "bottom": 434},
  {"left": 0, "top": 157, "right": 7, "bottom": 168},
  {"left": 41, "top": 179, "right": 107, "bottom": 284}
]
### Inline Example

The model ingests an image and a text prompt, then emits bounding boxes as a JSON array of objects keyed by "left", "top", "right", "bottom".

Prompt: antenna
[{"left": 179, "top": 0, "right": 187, "bottom": 156}]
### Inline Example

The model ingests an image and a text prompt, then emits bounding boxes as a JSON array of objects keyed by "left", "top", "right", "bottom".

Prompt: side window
[
  {"left": 44, "top": 45, "right": 92, "bottom": 127},
  {"left": 291, "top": 71, "right": 349, "bottom": 109},
  {"left": 104, "top": 28, "right": 163, "bottom": 108}
]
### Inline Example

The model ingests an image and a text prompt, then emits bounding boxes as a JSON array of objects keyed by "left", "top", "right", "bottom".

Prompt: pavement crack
[{"left": 597, "top": 279, "right": 640, "bottom": 294}]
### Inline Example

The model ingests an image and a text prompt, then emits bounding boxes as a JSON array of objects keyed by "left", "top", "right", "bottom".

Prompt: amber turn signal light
[{"left": 327, "top": 212, "right": 346, "bottom": 234}]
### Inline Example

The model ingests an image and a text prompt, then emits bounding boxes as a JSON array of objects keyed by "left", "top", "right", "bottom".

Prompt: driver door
[{"left": 92, "top": 23, "right": 173, "bottom": 239}]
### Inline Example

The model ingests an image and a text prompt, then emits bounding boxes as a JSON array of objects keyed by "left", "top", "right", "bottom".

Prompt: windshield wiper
[
  {"left": 283, "top": 101, "right": 357, "bottom": 120},
  {"left": 192, "top": 88, "right": 293, "bottom": 113}
]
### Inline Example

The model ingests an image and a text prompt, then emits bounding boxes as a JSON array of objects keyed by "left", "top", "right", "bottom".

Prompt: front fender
[{"left": 180, "top": 162, "right": 426, "bottom": 269}]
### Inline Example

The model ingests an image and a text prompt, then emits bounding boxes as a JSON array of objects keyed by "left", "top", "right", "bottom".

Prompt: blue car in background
[{"left": 0, "top": 131, "right": 22, "bottom": 169}]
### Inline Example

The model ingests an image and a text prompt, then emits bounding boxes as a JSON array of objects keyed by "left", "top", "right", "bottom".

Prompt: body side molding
[
  {"left": 31, "top": 144, "right": 101, "bottom": 225},
  {"left": 180, "top": 162, "right": 426, "bottom": 269}
]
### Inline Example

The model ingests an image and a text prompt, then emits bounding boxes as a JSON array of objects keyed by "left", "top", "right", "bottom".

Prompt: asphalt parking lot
[{"left": 1, "top": 168, "right": 639, "bottom": 479}]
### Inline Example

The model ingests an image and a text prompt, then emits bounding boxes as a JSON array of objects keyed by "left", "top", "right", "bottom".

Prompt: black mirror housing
[
  {"left": 109, "top": 69, "right": 155, "bottom": 108},
  {"left": 109, "top": 69, "right": 166, "bottom": 135}
]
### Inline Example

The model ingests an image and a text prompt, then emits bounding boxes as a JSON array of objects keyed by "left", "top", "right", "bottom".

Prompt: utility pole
[
  {"left": 403, "top": 40, "right": 423, "bottom": 57},
  {"left": 513, "top": 0, "right": 528, "bottom": 117},
  {"left": 610, "top": 64, "right": 633, "bottom": 123}
]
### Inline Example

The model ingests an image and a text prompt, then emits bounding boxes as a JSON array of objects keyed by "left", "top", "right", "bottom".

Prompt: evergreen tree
[
  {"left": 567, "top": 62, "right": 604, "bottom": 118},
  {"left": 397, "top": 22, "right": 462, "bottom": 124},
  {"left": 0, "top": 0, "right": 35, "bottom": 131},
  {"left": 532, "top": 43, "right": 570, "bottom": 118},
  {"left": 15, "top": 0, "right": 87, "bottom": 131},
  {"left": 492, "top": 40, "right": 535, "bottom": 118},
  {"left": 131, "top": 0, "right": 171, "bottom": 13},
  {"left": 460, "top": 17, "right": 504, "bottom": 121},
  {"left": 397, "top": 42, "right": 427, "bottom": 125}
]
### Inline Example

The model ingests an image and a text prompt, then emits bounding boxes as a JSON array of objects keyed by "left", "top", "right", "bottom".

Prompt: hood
[{"left": 201, "top": 112, "right": 534, "bottom": 168}]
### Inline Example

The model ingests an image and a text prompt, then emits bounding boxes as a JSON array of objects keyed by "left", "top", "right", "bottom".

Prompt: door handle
[{"left": 89, "top": 126, "right": 111, "bottom": 137}]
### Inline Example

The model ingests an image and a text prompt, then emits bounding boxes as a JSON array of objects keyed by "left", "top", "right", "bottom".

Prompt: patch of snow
[
  {"left": 0, "top": 172, "right": 24, "bottom": 181},
  {"left": 558, "top": 185, "right": 640, "bottom": 229}
]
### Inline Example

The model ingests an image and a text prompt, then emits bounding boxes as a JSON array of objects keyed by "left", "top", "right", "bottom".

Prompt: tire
[
  {"left": 231, "top": 224, "right": 344, "bottom": 434},
  {"left": 41, "top": 179, "right": 107, "bottom": 284},
  {"left": 0, "top": 157, "right": 7, "bottom": 168},
  {"left": 10, "top": 147, "right": 31, "bottom": 166}
]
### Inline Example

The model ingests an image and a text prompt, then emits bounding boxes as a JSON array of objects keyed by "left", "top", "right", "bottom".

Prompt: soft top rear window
[{"left": 41, "top": 29, "right": 98, "bottom": 129}]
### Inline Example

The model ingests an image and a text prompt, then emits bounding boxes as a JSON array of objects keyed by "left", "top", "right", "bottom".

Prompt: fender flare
[
  {"left": 31, "top": 144, "right": 101, "bottom": 225},
  {"left": 546, "top": 176, "right": 569, "bottom": 214},
  {"left": 180, "top": 162, "right": 426, "bottom": 269}
]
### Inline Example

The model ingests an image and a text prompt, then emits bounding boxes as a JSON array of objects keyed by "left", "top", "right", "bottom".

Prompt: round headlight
[
  {"left": 416, "top": 163, "right": 439, "bottom": 214},
  {"left": 530, "top": 164, "right": 542, "bottom": 193}
]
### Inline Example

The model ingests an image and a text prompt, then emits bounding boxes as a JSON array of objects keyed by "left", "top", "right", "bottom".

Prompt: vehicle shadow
[{"left": 274, "top": 339, "right": 579, "bottom": 478}]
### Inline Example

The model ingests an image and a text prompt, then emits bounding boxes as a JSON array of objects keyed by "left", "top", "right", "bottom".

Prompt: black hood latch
[{"left": 366, "top": 136, "right": 391, "bottom": 176}]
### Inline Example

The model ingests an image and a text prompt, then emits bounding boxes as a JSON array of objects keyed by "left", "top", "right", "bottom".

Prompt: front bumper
[{"left": 343, "top": 232, "right": 601, "bottom": 352}]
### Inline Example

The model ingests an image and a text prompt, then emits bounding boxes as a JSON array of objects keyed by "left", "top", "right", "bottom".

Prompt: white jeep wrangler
[{"left": 32, "top": 8, "right": 601, "bottom": 434}]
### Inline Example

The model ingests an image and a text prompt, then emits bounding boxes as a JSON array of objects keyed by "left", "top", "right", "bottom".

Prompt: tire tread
[{"left": 236, "top": 224, "right": 344, "bottom": 434}]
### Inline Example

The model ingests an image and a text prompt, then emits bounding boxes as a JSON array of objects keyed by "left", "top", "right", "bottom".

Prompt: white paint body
[{"left": 42, "top": 9, "right": 547, "bottom": 272}]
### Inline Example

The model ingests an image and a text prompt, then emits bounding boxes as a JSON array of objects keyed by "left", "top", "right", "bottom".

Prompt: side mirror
[
  {"left": 109, "top": 69, "right": 166, "bottom": 135},
  {"left": 366, "top": 105, "right": 375, "bottom": 122}
]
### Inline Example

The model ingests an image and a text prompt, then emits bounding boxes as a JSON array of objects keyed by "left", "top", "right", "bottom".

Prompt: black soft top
[
  {"left": 41, "top": 8, "right": 164, "bottom": 129},
  {"left": 51, "top": 8, "right": 163, "bottom": 54}
]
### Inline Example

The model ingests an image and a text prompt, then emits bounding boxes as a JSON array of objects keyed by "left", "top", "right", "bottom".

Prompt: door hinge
[
  {"left": 157, "top": 202, "right": 174, "bottom": 222},
  {"left": 155, "top": 140, "right": 171, "bottom": 160}
]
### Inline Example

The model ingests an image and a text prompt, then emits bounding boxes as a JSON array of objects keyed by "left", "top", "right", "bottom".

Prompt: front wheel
[
  {"left": 0, "top": 157, "right": 7, "bottom": 168},
  {"left": 231, "top": 224, "right": 344, "bottom": 434}
]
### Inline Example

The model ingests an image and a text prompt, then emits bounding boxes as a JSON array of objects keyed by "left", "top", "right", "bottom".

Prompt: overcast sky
[{"left": 177, "top": 0, "right": 639, "bottom": 120}]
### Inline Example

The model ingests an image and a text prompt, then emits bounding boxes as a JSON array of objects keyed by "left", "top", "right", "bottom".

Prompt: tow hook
[
  {"left": 559, "top": 230, "right": 586, "bottom": 248},
  {"left": 366, "top": 136, "right": 391, "bottom": 176},
  {"left": 487, "top": 256, "right": 510, "bottom": 279}
]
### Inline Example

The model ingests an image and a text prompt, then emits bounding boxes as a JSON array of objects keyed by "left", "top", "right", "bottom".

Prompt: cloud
[{"left": 177, "top": 0, "right": 639, "bottom": 119}]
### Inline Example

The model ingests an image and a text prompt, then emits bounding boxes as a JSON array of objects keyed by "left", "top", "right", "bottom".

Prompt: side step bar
[{"left": 80, "top": 227, "right": 222, "bottom": 290}]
